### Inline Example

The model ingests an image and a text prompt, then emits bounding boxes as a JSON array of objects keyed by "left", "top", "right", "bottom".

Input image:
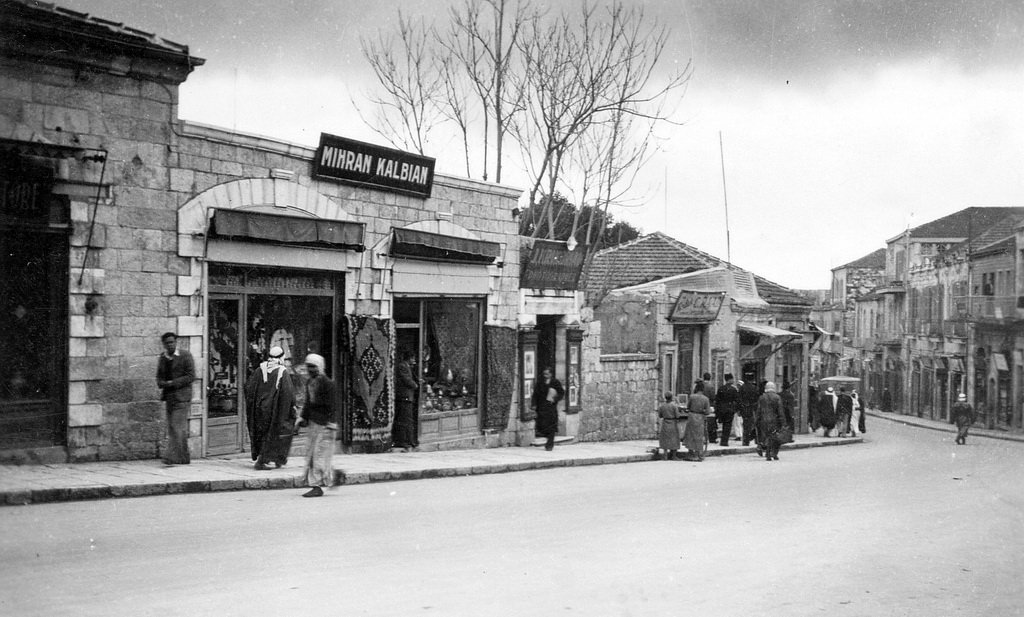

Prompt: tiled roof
[
  {"left": 586, "top": 231, "right": 810, "bottom": 306},
  {"left": 908, "top": 207, "right": 1024, "bottom": 240},
  {"left": 971, "top": 235, "right": 1015, "bottom": 258},
  {"left": 586, "top": 232, "right": 718, "bottom": 294},
  {"left": 836, "top": 248, "right": 886, "bottom": 270},
  {"left": 952, "top": 212, "right": 1024, "bottom": 254},
  {"left": 2, "top": 0, "right": 203, "bottom": 62}
]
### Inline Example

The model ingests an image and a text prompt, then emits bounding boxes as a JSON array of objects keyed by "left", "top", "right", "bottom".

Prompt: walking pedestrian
[
  {"left": 682, "top": 382, "right": 710, "bottom": 461},
  {"left": 391, "top": 348, "right": 419, "bottom": 451},
  {"left": 837, "top": 387, "right": 854, "bottom": 437},
  {"left": 951, "top": 393, "right": 975, "bottom": 445},
  {"left": 656, "top": 392, "right": 682, "bottom": 460},
  {"left": 780, "top": 381, "right": 797, "bottom": 431},
  {"left": 715, "top": 374, "right": 740, "bottom": 446},
  {"left": 156, "top": 332, "right": 194, "bottom": 465},
  {"left": 738, "top": 376, "right": 759, "bottom": 446},
  {"left": 245, "top": 345, "right": 297, "bottom": 470},
  {"left": 808, "top": 383, "right": 820, "bottom": 431},
  {"left": 756, "top": 381, "right": 786, "bottom": 461},
  {"left": 532, "top": 367, "right": 564, "bottom": 450},
  {"left": 850, "top": 390, "right": 863, "bottom": 436},
  {"left": 296, "top": 353, "right": 336, "bottom": 497},
  {"left": 817, "top": 386, "right": 838, "bottom": 437}
]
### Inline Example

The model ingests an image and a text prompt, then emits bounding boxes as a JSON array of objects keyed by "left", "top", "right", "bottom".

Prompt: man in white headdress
[
  {"left": 295, "top": 353, "right": 337, "bottom": 497},
  {"left": 245, "top": 346, "right": 296, "bottom": 470}
]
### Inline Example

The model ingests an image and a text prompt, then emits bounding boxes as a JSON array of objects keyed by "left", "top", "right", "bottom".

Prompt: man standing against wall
[{"left": 156, "top": 332, "right": 195, "bottom": 465}]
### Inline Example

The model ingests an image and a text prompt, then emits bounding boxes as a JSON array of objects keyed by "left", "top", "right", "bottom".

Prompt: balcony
[{"left": 953, "top": 295, "right": 1020, "bottom": 322}]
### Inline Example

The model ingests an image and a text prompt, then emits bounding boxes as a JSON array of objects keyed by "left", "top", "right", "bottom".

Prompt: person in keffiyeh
[
  {"left": 296, "top": 353, "right": 337, "bottom": 497},
  {"left": 245, "top": 346, "right": 296, "bottom": 470}
]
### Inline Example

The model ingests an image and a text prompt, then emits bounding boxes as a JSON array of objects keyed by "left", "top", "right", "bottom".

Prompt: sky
[{"left": 61, "top": 0, "right": 1024, "bottom": 290}]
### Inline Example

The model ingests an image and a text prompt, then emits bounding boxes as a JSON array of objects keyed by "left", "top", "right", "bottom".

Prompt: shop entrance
[
  {"left": 207, "top": 265, "right": 340, "bottom": 456},
  {"left": 0, "top": 149, "right": 69, "bottom": 451},
  {"left": 535, "top": 315, "right": 559, "bottom": 378}
]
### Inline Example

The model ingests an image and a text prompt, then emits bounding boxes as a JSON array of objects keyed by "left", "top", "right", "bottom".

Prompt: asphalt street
[{"left": 1, "top": 420, "right": 1021, "bottom": 617}]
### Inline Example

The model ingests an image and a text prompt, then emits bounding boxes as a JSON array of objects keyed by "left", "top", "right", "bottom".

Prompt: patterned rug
[
  {"left": 483, "top": 325, "right": 517, "bottom": 430},
  {"left": 343, "top": 315, "right": 395, "bottom": 445}
]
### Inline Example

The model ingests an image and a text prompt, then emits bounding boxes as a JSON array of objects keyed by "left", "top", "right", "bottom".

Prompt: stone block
[
  {"left": 170, "top": 168, "right": 195, "bottom": 192},
  {"left": 177, "top": 275, "right": 201, "bottom": 296},
  {"left": 119, "top": 271, "right": 163, "bottom": 296},
  {"left": 69, "top": 315, "right": 104, "bottom": 338},
  {"left": 118, "top": 207, "right": 176, "bottom": 231},
  {"left": 212, "top": 159, "right": 243, "bottom": 177},
  {"left": 43, "top": 105, "right": 90, "bottom": 133},
  {"left": 142, "top": 251, "right": 167, "bottom": 272},
  {"left": 121, "top": 316, "right": 174, "bottom": 338},
  {"left": 70, "top": 357, "right": 106, "bottom": 381},
  {"left": 68, "top": 404, "right": 103, "bottom": 427},
  {"left": 70, "top": 269, "right": 104, "bottom": 295},
  {"left": 176, "top": 315, "right": 203, "bottom": 337}
]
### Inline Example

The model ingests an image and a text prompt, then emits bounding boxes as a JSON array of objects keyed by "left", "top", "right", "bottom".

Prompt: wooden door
[{"left": 207, "top": 295, "right": 244, "bottom": 455}]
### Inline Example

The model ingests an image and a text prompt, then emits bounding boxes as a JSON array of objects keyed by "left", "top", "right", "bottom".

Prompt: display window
[
  {"left": 207, "top": 264, "right": 340, "bottom": 455},
  {"left": 394, "top": 297, "right": 483, "bottom": 440}
]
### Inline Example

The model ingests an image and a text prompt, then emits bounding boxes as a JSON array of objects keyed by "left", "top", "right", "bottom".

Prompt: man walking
[
  {"left": 951, "top": 393, "right": 975, "bottom": 445},
  {"left": 836, "top": 387, "right": 854, "bottom": 437},
  {"left": 702, "top": 372, "right": 718, "bottom": 443},
  {"left": 156, "top": 332, "right": 194, "bottom": 465},
  {"left": 245, "top": 345, "right": 297, "bottom": 470},
  {"left": 715, "top": 373, "right": 739, "bottom": 447},
  {"left": 738, "top": 376, "right": 759, "bottom": 446},
  {"left": 296, "top": 353, "right": 337, "bottom": 497}
]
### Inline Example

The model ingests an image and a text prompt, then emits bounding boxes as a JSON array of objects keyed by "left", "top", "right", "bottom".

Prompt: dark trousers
[
  {"left": 764, "top": 434, "right": 781, "bottom": 459},
  {"left": 706, "top": 415, "right": 718, "bottom": 442},
  {"left": 956, "top": 419, "right": 971, "bottom": 443},
  {"left": 718, "top": 413, "right": 734, "bottom": 446},
  {"left": 164, "top": 400, "right": 190, "bottom": 464},
  {"left": 741, "top": 414, "right": 756, "bottom": 445}
]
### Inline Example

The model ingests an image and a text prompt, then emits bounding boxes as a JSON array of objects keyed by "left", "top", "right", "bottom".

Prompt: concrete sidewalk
[
  {"left": 0, "top": 433, "right": 861, "bottom": 506},
  {"left": 865, "top": 408, "right": 1024, "bottom": 444}
]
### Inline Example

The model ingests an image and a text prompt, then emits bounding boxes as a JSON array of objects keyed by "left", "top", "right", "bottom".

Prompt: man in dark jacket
[
  {"left": 780, "top": 381, "right": 797, "bottom": 431},
  {"left": 391, "top": 348, "right": 419, "bottom": 451},
  {"left": 702, "top": 372, "right": 717, "bottom": 442},
  {"left": 715, "top": 373, "right": 740, "bottom": 446},
  {"left": 951, "top": 393, "right": 975, "bottom": 445},
  {"left": 156, "top": 332, "right": 195, "bottom": 465},
  {"left": 738, "top": 377, "right": 760, "bottom": 446},
  {"left": 836, "top": 387, "right": 854, "bottom": 436}
]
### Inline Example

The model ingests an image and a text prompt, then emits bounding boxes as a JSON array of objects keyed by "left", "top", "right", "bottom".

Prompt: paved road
[{"left": 2, "top": 421, "right": 1022, "bottom": 617}]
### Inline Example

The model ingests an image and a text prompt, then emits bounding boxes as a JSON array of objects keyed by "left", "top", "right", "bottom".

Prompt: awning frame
[
  {"left": 209, "top": 208, "right": 365, "bottom": 252},
  {"left": 390, "top": 227, "right": 500, "bottom": 264}
]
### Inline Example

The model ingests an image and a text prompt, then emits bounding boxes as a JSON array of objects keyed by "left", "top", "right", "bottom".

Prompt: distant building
[{"left": 578, "top": 232, "right": 814, "bottom": 439}]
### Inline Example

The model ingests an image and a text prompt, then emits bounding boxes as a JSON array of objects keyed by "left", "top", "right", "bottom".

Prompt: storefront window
[{"left": 423, "top": 300, "right": 481, "bottom": 412}]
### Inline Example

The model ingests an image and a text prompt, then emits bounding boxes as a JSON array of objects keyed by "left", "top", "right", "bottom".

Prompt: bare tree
[
  {"left": 510, "top": 1, "right": 690, "bottom": 239},
  {"left": 358, "top": 11, "right": 446, "bottom": 154},
  {"left": 440, "top": 0, "right": 530, "bottom": 182}
]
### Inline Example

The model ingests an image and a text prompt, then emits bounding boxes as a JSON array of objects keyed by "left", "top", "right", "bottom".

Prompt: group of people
[
  {"left": 809, "top": 384, "right": 866, "bottom": 438},
  {"left": 156, "top": 332, "right": 337, "bottom": 498},
  {"left": 656, "top": 373, "right": 796, "bottom": 462}
]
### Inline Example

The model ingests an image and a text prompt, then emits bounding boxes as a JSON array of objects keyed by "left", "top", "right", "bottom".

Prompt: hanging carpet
[
  {"left": 342, "top": 315, "right": 395, "bottom": 445},
  {"left": 483, "top": 325, "right": 516, "bottom": 431}
]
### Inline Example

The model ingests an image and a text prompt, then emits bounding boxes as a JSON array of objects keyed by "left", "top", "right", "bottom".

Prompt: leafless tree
[
  {"left": 358, "top": 11, "right": 446, "bottom": 154},
  {"left": 510, "top": 1, "right": 691, "bottom": 239},
  {"left": 439, "top": 0, "right": 530, "bottom": 182}
]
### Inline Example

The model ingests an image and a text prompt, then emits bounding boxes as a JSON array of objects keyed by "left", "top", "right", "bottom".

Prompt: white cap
[{"left": 268, "top": 346, "right": 284, "bottom": 358}]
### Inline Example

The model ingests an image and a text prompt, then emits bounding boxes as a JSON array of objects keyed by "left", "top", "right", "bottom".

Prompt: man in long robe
[
  {"left": 532, "top": 367, "right": 564, "bottom": 451},
  {"left": 245, "top": 346, "right": 296, "bottom": 470}
]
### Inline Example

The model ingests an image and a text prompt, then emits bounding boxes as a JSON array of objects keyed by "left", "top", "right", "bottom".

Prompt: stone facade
[
  {"left": 0, "top": 5, "right": 525, "bottom": 462},
  {"left": 577, "top": 319, "right": 659, "bottom": 442}
]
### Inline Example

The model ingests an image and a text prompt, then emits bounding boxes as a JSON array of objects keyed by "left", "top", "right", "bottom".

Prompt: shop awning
[
  {"left": 210, "top": 208, "right": 364, "bottom": 251},
  {"left": 949, "top": 358, "right": 966, "bottom": 373},
  {"left": 737, "top": 323, "right": 802, "bottom": 340},
  {"left": 993, "top": 353, "right": 1009, "bottom": 372},
  {"left": 391, "top": 227, "right": 500, "bottom": 264}
]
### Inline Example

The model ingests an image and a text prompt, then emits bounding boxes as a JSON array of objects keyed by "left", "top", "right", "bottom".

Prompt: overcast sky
[{"left": 63, "top": 0, "right": 1024, "bottom": 289}]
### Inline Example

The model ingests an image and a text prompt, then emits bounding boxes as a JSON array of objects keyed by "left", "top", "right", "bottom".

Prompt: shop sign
[
  {"left": 313, "top": 133, "right": 435, "bottom": 198},
  {"left": 0, "top": 178, "right": 49, "bottom": 222},
  {"left": 520, "top": 239, "right": 587, "bottom": 290},
  {"left": 669, "top": 290, "right": 726, "bottom": 323}
]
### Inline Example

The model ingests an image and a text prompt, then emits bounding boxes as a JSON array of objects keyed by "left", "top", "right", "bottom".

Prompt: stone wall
[{"left": 577, "top": 319, "right": 659, "bottom": 442}]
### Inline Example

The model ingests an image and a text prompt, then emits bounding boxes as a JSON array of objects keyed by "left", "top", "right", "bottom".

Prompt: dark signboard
[
  {"left": 669, "top": 290, "right": 726, "bottom": 323},
  {"left": 312, "top": 133, "right": 435, "bottom": 198},
  {"left": 520, "top": 239, "right": 587, "bottom": 290}
]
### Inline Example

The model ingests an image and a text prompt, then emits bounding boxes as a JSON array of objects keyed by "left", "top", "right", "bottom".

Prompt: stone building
[
  {"left": 0, "top": 1, "right": 527, "bottom": 463},
  {"left": 578, "top": 232, "right": 813, "bottom": 440},
  {"left": 851, "top": 206, "right": 1024, "bottom": 424}
]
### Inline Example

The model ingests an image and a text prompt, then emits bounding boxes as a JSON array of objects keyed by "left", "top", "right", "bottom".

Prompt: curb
[
  {"left": 1, "top": 437, "right": 862, "bottom": 507},
  {"left": 865, "top": 411, "right": 1024, "bottom": 444}
]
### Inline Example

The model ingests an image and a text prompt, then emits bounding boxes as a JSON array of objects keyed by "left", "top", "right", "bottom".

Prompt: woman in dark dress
[{"left": 532, "top": 367, "right": 564, "bottom": 451}]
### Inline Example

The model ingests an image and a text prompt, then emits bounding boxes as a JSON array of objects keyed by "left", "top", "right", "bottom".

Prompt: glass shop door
[{"left": 207, "top": 295, "right": 244, "bottom": 455}]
